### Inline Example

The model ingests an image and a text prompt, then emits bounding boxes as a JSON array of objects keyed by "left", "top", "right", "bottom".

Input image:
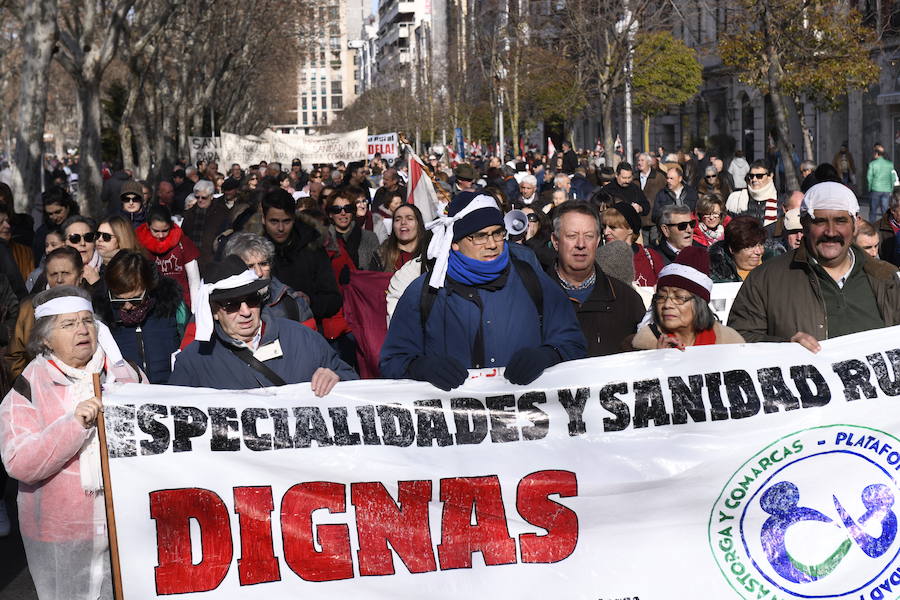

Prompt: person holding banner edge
[
  {"left": 379, "top": 192, "right": 586, "bottom": 391},
  {"left": 169, "top": 255, "right": 357, "bottom": 392},
  {"left": 0, "top": 285, "right": 145, "bottom": 600}
]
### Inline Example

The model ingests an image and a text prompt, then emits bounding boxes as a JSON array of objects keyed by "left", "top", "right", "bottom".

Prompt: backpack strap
[
  {"left": 227, "top": 345, "right": 287, "bottom": 387},
  {"left": 124, "top": 359, "right": 145, "bottom": 384},
  {"left": 511, "top": 258, "right": 544, "bottom": 331},
  {"left": 13, "top": 375, "right": 31, "bottom": 402}
]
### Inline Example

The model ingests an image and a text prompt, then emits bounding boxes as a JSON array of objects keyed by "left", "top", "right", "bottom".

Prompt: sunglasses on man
[
  {"left": 216, "top": 294, "right": 263, "bottom": 313},
  {"left": 747, "top": 172, "right": 769, "bottom": 180},
  {"left": 664, "top": 220, "right": 697, "bottom": 231},
  {"left": 328, "top": 204, "right": 355, "bottom": 215},
  {"left": 121, "top": 195, "right": 141, "bottom": 204},
  {"left": 67, "top": 232, "right": 97, "bottom": 244}
]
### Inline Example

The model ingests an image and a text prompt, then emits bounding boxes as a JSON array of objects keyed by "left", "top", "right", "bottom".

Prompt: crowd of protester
[{"left": 0, "top": 140, "right": 899, "bottom": 598}]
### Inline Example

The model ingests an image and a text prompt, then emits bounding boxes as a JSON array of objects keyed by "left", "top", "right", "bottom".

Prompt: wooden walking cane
[{"left": 93, "top": 373, "right": 125, "bottom": 600}]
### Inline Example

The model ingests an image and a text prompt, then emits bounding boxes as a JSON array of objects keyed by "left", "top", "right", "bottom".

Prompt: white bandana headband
[
  {"left": 34, "top": 296, "right": 123, "bottom": 364},
  {"left": 801, "top": 181, "right": 860, "bottom": 217},
  {"left": 194, "top": 269, "right": 261, "bottom": 342},
  {"left": 425, "top": 194, "right": 501, "bottom": 289}
]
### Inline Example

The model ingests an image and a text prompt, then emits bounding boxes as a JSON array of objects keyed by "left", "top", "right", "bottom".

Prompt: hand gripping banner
[{"left": 103, "top": 326, "right": 900, "bottom": 599}]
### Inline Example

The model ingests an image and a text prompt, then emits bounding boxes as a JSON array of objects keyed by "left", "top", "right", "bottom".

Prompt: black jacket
[
  {"left": 603, "top": 181, "right": 650, "bottom": 215},
  {"left": 652, "top": 185, "right": 700, "bottom": 224},
  {"left": 268, "top": 220, "right": 342, "bottom": 320},
  {"left": 547, "top": 264, "right": 645, "bottom": 357}
]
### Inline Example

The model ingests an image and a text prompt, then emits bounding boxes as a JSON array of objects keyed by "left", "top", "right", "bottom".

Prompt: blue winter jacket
[
  {"left": 169, "top": 313, "right": 358, "bottom": 389},
  {"left": 379, "top": 262, "right": 587, "bottom": 378}
]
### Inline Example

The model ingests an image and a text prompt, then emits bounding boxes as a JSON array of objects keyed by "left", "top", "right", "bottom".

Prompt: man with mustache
[{"left": 729, "top": 182, "right": 900, "bottom": 352}]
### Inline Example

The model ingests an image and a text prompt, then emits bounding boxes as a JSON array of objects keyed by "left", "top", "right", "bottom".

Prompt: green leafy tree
[
  {"left": 720, "top": 0, "right": 879, "bottom": 190},
  {"left": 632, "top": 31, "right": 702, "bottom": 153}
]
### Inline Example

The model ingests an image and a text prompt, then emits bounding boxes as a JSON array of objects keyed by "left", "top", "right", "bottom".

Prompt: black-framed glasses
[
  {"left": 328, "top": 204, "right": 355, "bottom": 215},
  {"left": 109, "top": 290, "right": 146, "bottom": 305},
  {"left": 526, "top": 213, "right": 539, "bottom": 222},
  {"left": 652, "top": 293, "right": 693, "bottom": 306},
  {"left": 665, "top": 220, "right": 697, "bottom": 231},
  {"left": 466, "top": 228, "right": 507, "bottom": 245},
  {"left": 121, "top": 195, "right": 141, "bottom": 204},
  {"left": 97, "top": 232, "right": 115, "bottom": 242},
  {"left": 67, "top": 232, "right": 97, "bottom": 244},
  {"left": 705, "top": 174, "right": 718, "bottom": 179},
  {"left": 747, "top": 172, "right": 769, "bottom": 180},
  {"left": 217, "top": 294, "right": 263, "bottom": 313}
]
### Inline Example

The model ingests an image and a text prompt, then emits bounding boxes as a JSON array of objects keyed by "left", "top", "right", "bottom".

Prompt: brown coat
[
  {"left": 728, "top": 244, "right": 900, "bottom": 342},
  {"left": 631, "top": 320, "right": 745, "bottom": 350},
  {"left": 7, "top": 297, "right": 34, "bottom": 378}
]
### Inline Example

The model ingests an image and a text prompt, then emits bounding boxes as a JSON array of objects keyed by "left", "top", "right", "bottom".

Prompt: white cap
[
  {"left": 800, "top": 182, "right": 860, "bottom": 217},
  {"left": 783, "top": 208, "right": 802, "bottom": 232}
]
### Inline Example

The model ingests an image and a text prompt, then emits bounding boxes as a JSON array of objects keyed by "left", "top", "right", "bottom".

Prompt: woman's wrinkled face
[
  {"left": 654, "top": 286, "right": 695, "bottom": 333},
  {"left": 241, "top": 250, "right": 272, "bottom": 280},
  {"left": 733, "top": 243, "right": 764, "bottom": 271},
  {"left": 46, "top": 257, "right": 82, "bottom": 287},
  {"left": 701, "top": 209, "right": 722, "bottom": 229},
  {"left": 96, "top": 223, "right": 120, "bottom": 260},
  {"left": 65, "top": 222, "right": 96, "bottom": 263},
  {"left": 46, "top": 309, "right": 97, "bottom": 369}
]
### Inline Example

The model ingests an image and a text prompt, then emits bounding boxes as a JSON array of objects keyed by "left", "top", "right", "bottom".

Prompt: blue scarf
[{"left": 447, "top": 246, "right": 509, "bottom": 285}]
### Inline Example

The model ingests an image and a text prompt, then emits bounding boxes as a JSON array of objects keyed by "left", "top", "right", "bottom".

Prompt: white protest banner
[
  {"left": 104, "top": 326, "right": 900, "bottom": 599},
  {"left": 367, "top": 133, "right": 398, "bottom": 160},
  {"left": 189, "top": 137, "right": 221, "bottom": 165},
  {"left": 636, "top": 281, "right": 744, "bottom": 323},
  {"left": 220, "top": 129, "right": 368, "bottom": 167}
]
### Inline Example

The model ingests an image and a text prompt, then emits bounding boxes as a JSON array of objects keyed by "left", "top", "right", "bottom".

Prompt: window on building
[
  {"left": 321, "top": 113, "right": 328, "bottom": 125},
  {"left": 301, "top": 96, "right": 307, "bottom": 110},
  {"left": 331, "top": 81, "right": 342, "bottom": 94},
  {"left": 332, "top": 96, "right": 343, "bottom": 109},
  {"left": 322, "top": 97, "right": 328, "bottom": 109},
  {"left": 312, "top": 98, "right": 318, "bottom": 109},
  {"left": 354, "top": 69, "right": 359, "bottom": 80},
  {"left": 313, "top": 113, "right": 318, "bottom": 125},
  {"left": 302, "top": 112, "right": 308, "bottom": 125}
]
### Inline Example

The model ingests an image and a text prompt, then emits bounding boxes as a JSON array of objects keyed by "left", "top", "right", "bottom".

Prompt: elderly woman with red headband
[
  {"left": 631, "top": 247, "right": 745, "bottom": 350},
  {"left": 0, "top": 286, "right": 145, "bottom": 599}
]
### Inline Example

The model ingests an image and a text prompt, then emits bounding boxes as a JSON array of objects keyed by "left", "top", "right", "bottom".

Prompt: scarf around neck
[
  {"left": 136, "top": 222, "right": 184, "bottom": 255},
  {"left": 447, "top": 245, "right": 509, "bottom": 285},
  {"left": 50, "top": 348, "right": 111, "bottom": 494}
]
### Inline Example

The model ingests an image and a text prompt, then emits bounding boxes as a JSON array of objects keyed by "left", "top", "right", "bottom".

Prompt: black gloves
[
  {"left": 407, "top": 355, "right": 468, "bottom": 391},
  {"left": 505, "top": 346, "right": 561, "bottom": 385}
]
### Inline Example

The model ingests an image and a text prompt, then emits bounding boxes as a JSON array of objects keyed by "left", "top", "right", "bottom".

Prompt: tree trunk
[
  {"left": 762, "top": 4, "right": 800, "bottom": 192},
  {"left": 120, "top": 125, "right": 135, "bottom": 176},
  {"left": 10, "top": 0, "right": 58, "bottom": 213},
  {"left": 643, "top": 114, "right": 651, "bottom": 154},
  {"left": 601, "top": 95, "right": 614, "bottom": 158},
  {"left": 794, "top": 97, "right": 815, "bottom": 162},
  {"left": 133, "top": 115, "right": 152, "bottom": 184},
  {"left": 76, "top": 81, "right": 105, "bottom": 216}
]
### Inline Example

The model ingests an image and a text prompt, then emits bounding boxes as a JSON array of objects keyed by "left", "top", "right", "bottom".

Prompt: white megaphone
[{"left": 505, "top": 209, "right": 529, "bottom": 237}]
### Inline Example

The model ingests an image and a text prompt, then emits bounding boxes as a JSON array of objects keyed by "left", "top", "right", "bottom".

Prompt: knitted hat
[
  {"left": 783, "top": 208, "right": 802, "bottom": 233},
  {"left": 120, "top": 180, "right": 143, "bottom": 201},
  {"left": 656, "top": 246, "right": 713, "bottom": 302},
  {"left": 801, "top": 181, "right": 859, "bottom": 217},
  {"left": 610, "top": 201, "right": 641, "bottom": 236},
  {"left": 597, "top": 240, "right": 635, "bottom": 286},
  {"left": 448, "top": 191, "right": 503, "bottom": 241}
]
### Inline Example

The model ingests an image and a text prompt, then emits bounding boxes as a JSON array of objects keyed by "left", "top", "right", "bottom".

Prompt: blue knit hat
[{"left": 448, "top": 191, "right": 504, "bottom": 241}]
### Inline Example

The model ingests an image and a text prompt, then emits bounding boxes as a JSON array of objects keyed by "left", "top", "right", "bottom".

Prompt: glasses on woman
[
  {"left": 109, "top": 290, "right": 146, "bottom": 305},
  {"left": 97, "top": 232, "right": 115, "bottom": 242},
  {"left": 121, "top": 195, "right": 141, "bottom": 204},
  {"left": 67, "top": 232, "right": 97, "bottom": 244},
  {"left": 466, "top": 228, "right": 507, "bottom": 245},
  {"left": 702, "top": 212, "right": 722, "bottom": 219},
  {"left": 652, "top": 293, "right": 693, "bottom": 306},
  {"left": 526, "top": 213, "right": 539, "bottom": 223}
]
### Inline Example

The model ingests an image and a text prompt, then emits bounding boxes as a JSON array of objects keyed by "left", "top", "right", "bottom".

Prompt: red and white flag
[
  {"left": 547, "top": 137, "right": 557, "bottom": 158},
  {"left": 406, "top": 150, "right": 439, "bottom": 222}
]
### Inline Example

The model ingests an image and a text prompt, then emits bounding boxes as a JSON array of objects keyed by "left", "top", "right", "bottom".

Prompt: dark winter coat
[
  {"left": 652, "top": 185, "right": 699, "bottom": 224},
  {"left": 267, "top": 221, "right": 342, "bottom": 320},
  {"left": 266, "top": 276, "right": 314, "bottom": 323},
  {"left": 181, "top": 198, "right": 232, "bottom": 270},
  {"left": 102, "top": 171, "right": 131, "bottom": 216},
  {"left": 603, "top": 181, "right": 650, "bottom": 215},
  {"left": 877, "top": 213, "right": 899, "bottom": 267},
  {"left": 169, "top": 313, "right": 358, "bottom": 389},
  {"left": 548, "top": 264, "right": 645, "bottom": 357},
  {"left": 379, "top": 261, "right": 587, "bottom": 377},
  {"left": 101, "top": 276, "right": 185, "bottom": 384}
]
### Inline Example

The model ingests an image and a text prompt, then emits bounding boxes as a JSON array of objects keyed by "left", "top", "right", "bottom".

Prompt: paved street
[{"left": 0, "top": 479, "right": 37, "bottom": 600}]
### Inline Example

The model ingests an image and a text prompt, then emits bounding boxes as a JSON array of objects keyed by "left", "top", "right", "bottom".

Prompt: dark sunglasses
[
  {"left": 217, "top": 294, "right": 263, "bottom": 313},
  {"left": 121, "top": 195, "right": 141, "bottom": 203},
  {"left": 97, "top": 232, "right": 115, "bottom": 242},
  {"left": 526, "top": 213, "right": 539, "bottom": 222},
  {"left": 67, "top": 232, "right": 97, "bottom": 244},
  {"left": 747, "top": 172, "right": 769, "bottom": 180},
  {"left": 666, "top": 220, "right": 697, "bottom": 231},
  {"left": 109, "top": 290, "right": 146, "bottom": 305},
  {"left": 328, "top": 204, "right": 355, "bottom": 215}
]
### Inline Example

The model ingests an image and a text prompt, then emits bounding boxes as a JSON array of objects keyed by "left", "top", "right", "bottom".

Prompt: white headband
[
  {"left": 34, "top": 295, "right": 123, "bottom": 364},
  {"left": 657, "top": 263, "right": 713, "bottom": 292},
  {"left": 425, "top": 195, "right": 501, "bottom": 289},
  {"left": 195, "top": 270, "right": 260, "bottom": 342},
  {"left": 800, "top": 181, "right": 860, "bottom": 217}
]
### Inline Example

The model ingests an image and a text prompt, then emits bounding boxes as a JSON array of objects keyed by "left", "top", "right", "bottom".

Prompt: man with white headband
[
  {"left": 380, "top": 192, "right": 586, "bottom": 391},
  {"left": 730, "top": 181, "right": 900, "bottom": 352},
  {"left": 169, "top": 255, "right": 357, "bottom": 393}
]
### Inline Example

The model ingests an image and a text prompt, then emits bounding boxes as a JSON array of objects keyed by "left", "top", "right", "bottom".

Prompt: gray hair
[
  {"left": 194, "top": 180, "right": 214, "bottom": 195},
  {"left": 660, "top": 204, "right": 692, "bottom": 225},
  {"left": 224, "top": 232, "right": 275, "bottom": 262},
  {"left": 61, "top": 215, "right": 97, "bottom": 235},
  {"left": 638, "top": 152, "right": 651, "bottom": 163},
  {"left": 652, "top": 293, "right": 716, "bottom": 333},
  {"left": 185, "top": 166, "right": 197, "bottom": 178},
  {"left": 800, "top": 160, "right": 816, "bottom": 172},
  {"left": 552, "top": 201, "right": 601, "bottom": 237},
  {"left": 27, "top": 286, "right": 97, "bottom": 357},
  {"left": 554, "top": 173, "right": 570, "bottom": 187},
  {"left": 520, "top": 174, "right": 537, "bottom": 186}
]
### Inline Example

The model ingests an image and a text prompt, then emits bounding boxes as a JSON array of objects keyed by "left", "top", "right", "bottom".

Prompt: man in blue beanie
[{"left": 379, "top": 192, "right": 587, "bottom": 391}]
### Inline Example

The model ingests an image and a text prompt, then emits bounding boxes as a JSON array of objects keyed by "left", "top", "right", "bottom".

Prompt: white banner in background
[
  {"left": 189, "top": 136, "right": 221, "bottom": 165},
  {"left": 103, "top": 326, "right": 900, "bottom": 599},
  {"left": 367, "top": 133, "right": 398, "bottom": 160},
  {"left": 636, "top": 281, "right": 743, "bottom": 324},
  {"left": 219, "top": 129, "right": 367, "bottom": 167}
]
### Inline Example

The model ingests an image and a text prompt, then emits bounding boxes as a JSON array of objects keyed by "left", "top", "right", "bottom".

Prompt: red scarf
[
  {"left": 136, "top": 222, "right": 184, "bottom": 255},
  {"left": 693, "top": 327, "right": 717, "bottom": 346}
]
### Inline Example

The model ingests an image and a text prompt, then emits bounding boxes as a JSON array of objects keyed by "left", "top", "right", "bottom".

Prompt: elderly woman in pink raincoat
[{"left": 0, "top": 285, "right": 146, "bottom": 599}]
